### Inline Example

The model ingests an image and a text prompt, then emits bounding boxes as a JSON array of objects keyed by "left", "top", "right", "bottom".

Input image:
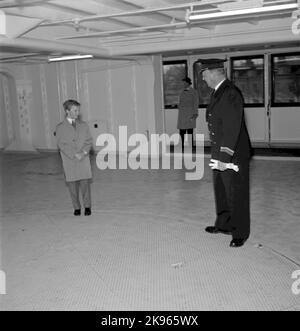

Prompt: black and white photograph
[{"left": 0, "top": 0, "right": 299, "bottom": 314}]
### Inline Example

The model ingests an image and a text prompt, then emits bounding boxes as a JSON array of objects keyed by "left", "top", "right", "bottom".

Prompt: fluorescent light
[
  {"left": 48, "top": 54, "right": 94, "bottom": 62},
  {"left": 188, "top": 3, "right": 298, "bottom": 21}
]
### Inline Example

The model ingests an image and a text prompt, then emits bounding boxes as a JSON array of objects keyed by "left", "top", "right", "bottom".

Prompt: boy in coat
[{"left": 56, "top": 99, "right": 93, "bottom": 216}]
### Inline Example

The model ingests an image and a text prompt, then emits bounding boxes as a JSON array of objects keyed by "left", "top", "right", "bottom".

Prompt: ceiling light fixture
[
  {"left": 188, "top": 3, "right": 298, "bottom": 22},
  {"left": 48, "top": 54, "right": 94, "bottom": 62}
]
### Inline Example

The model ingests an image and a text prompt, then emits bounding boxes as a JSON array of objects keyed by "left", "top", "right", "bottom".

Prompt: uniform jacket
[
  {"left": 206, "top": 79, "right": 252, "bottom": 163},
  {"left": 56, "top": 118, "right": 93, "bottom": 182},
  {"left": 177, "top": 87, "right": 199, "bottom": 129}
]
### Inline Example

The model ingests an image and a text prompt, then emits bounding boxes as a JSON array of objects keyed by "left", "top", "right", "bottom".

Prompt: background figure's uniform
[
  {"left": 177, "top": 87, "right": 199, "bottom": 149},
  {"left": 206, "top": 79, "right": 252, "bottom": 239},
  {"left": 56, "top": 119, "right": 93, "bottom": 210}
]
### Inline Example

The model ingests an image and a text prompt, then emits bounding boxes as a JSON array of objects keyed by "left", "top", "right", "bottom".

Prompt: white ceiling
[{"left": 0, "top": 0, "right": 299, "bottom": 63}]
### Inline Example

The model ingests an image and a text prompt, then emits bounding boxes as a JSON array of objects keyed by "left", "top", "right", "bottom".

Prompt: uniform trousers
[
  {"left": 213, "top": 159, "right": 250, "bottom": 239},
  {"left": 66, "top": 179, "right": 91, "bottom": 210}
]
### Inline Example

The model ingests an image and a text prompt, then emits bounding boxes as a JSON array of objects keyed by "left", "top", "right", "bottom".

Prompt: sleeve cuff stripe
[{"left": 220, "top": 147, "right": 234, "bottom": 156}]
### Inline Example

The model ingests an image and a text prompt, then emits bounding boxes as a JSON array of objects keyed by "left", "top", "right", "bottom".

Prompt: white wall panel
[
  {"left": 110, "top": 62, "right": 136, "bottom": 139},
  {"left": 270, "top": 107, "right": 300, "bottom": 145},
  {"left": 244, "top": 108, "right": 268, "bottom": 144},
  {"left": 80, "top": 60, "right": 113, "bottom": 148},
  {"left": 134, "top": 58, "right": 156, "bottom": 135}
]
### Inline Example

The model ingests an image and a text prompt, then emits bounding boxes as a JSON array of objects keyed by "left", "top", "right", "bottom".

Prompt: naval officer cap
[{"left": 197, "top": 58, "right": 227, "bottom": 72}]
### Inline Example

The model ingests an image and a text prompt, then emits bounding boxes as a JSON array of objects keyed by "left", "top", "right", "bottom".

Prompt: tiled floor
[{"left": 0, "top": 152, "right": 299, "bottom": 310}]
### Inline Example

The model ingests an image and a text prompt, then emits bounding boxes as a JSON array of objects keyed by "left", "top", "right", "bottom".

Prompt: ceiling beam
[
  {"left": 0, "top": 52, "right": 41, "bottom": 60},
  {"left": 0, "top": 52, "right": 48, "bottom": 63},
  {"left": 0, "top": 35, "right": 136, "bottom": 60},
  {"left": 107, "top": 0, "right": 181, "bottom": 24},
  {"left": 40, "top": 0, "right": 234, "bottom": 26},
  {"left": 42, "top": 1, "right": 141, "bottom": 28},
  {"left": 0, "top": 0, "right": 51, "bottom": 9},
  {"left": 58, "top": 22, "right": 188, "bottom": 39}
]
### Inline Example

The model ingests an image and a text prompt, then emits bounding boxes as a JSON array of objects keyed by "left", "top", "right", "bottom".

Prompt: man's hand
[
  {"left": 209, "top": 159, "right": 239, "bottom": 172},
  {"left": 209, "top": 159, "right": 227, "bottom": 171}
]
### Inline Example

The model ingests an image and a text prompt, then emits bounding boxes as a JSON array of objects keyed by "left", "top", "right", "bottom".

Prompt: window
[
  {"left": 271, "top": 53, "right": 300, "bottom": 106},
  {"left": 163, "top": 60, "right": 187, "bottom": 108},
  {"left": 193, "top": 61, "right": 214, "bottom": 107},
  {"left": 231, "top": 56, "right": 264, "bottom": 107}
]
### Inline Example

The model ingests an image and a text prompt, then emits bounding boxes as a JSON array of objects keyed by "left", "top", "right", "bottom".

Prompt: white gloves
[{"left": 209, "top": 159, "right": 239, "bottom": 172}]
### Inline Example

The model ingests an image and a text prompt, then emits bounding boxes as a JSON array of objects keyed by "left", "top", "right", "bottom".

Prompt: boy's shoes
[
  {"left": 74, "top": 209, "right": 81, "bottom": 216},
  {"left": 84, "top": 208, "right": 91, "bottom": 216}
]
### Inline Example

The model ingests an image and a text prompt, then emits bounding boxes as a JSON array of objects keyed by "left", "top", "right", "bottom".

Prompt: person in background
[
  {"left": 56, "top": 99, "right": 93, "bottom": 216},
  {"left": 177, "top": 77, "right": 199, "bottom": 152},
  {"left": 198, "top": 58, "right": 252, "bottom": 248}
]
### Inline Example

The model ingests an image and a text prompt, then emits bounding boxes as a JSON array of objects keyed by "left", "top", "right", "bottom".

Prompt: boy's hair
[{"left": 63, "top": 99, "right": 80, "bottom": 111}]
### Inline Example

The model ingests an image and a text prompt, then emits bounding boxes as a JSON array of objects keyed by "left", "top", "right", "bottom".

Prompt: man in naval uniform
[
  {"left": 56, "top": 99, "right": 93, "bottom": 216},
  {"left": 177, "top": 77, "right": 199, "bottom": 152},
  {"left": 198, "top": 58, "right": 252, "bottom": 247}
]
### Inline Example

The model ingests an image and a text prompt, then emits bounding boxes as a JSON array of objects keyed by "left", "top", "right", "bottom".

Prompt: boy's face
[{"left": 66, "top": 105, "right": 80, "bottom": 120}]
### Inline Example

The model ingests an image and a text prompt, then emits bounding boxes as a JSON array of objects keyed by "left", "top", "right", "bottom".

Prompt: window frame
[
  {"left": 230, "top": 55, "right": 265, "bottom": 108},
  {"left": 271, "top": 52, "right": 300, "bottom": 107},
  {"left": 163, "top": 60, "right": 188, "bottom": 109}
]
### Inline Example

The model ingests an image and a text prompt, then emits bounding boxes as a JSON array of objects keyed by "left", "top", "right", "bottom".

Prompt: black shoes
[
  {"left": 74, "top": 208, "right": 91, "bottom": 216},
  {"left": 205, "top": 226, "right": 247, "bottom": 248},
  {"left": 205, "top": 226, "right": 232, "bottom": 235},
  {"left": 230, "top": 238, "right": 246, "bottom": 248},
  {"left": 74, "top": 209, "right": 81, "bottom": 216},
  {"left": 84, "top": 208, "right": 91, "bottom": 216}
]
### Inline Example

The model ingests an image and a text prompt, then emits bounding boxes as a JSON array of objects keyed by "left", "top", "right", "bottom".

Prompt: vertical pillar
[
  {"left": 150, "top": 55, "right": 164, "bottom": 135},
  {"left": 40, "top": 64, "right": 52, "bottom": 148},
  {"left": 56, "top": 62, "right": 63, "bottom": 121},
  {"left": 80, "top": 60, "right": 91, "bottom": 121},
  {"left": 60, "top": 62, "right": 68, "bottom": 102},
  {"left": 2, "top": 76, "right": 14, "bottom": 144},
  {"left": 131, "top": 64, "right": 138, "bottom": 133},
  {"left": 107, "top": 61, "right": 115, "bottom": 135}
]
